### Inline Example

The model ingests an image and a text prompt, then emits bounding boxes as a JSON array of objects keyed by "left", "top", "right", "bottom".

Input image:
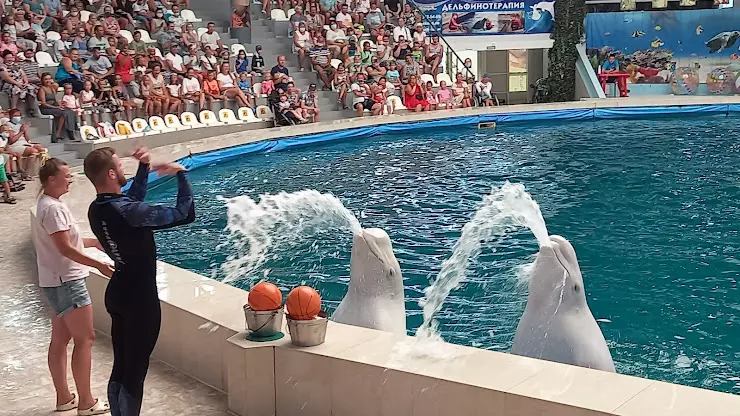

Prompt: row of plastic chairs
[
  {"left": 57, "top": 9, "right": 201, "bottom": 23},
  {"left": 78, "top": 107, "right": 274, "bottom": 142}
]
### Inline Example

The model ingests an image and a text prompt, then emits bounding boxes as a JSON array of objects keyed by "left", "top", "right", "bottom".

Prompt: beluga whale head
[
  {"left": 512, "top": 235, "right": 615, "bottom": 372},
  {"left": 331, "top": 228, "right": 407, "bottom": 334}
]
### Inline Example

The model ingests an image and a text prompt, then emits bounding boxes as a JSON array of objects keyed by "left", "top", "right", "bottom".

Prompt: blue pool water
[{"left": 149, "top": 115, "right": 740, "bottom": 392}]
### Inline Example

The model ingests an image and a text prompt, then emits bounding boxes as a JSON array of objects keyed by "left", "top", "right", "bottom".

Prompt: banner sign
[{"left": 410, "top": 0, "right": 555, "bottom": 36}]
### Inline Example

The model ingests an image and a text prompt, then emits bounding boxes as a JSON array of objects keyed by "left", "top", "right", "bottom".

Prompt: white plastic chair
[
  {"left": 238, "top": 107, "right": 261, "bottom": 122},
  {"left": 119, "top": 29, "right": 134, "bottom": 44},
  {"left": 136, "top": 30, "right": 155, "bottom": 43},
  {"left": 80, "top": 10, "right": 91, "bottom": 22},
  {"left": 36, "top": 51, "right": 56, "bottom": 67},
  {"left": 199, "top": 110, "right": 222, "bottom": 125},
  {"left": 219, "top": 108, "right": 241, "bottom": 124},
  {"left": 271, "top": 9, "right": 287, "bottom": 21},
  {"left": 180, "top": 9, "right": 202, "bottom": 23},
  {"left": 437, "top": 73, "right": 453, "bottom": 87},
  {"left": 46, "top": 31, "right": 61, "bottom": 42},
  {"left": 164, "top": 114, "right": 190, "bottom": 129},
  {"left": 287, "top": 8, "right": 296, "bottom": 19},
  {"left": 148, "top": 116, "right": 175, "bottom": 132},
  {"left": 253, "top": 82, "right": 264, "bottom": 97},
  {"left": 330, "top": 58, "right": 341, "bottom": 69},
  {"left": 115, "top": 120, "right": 143, "bottom": 138},
  {"left": 197, "top": 27, "right": 208, "bottom": 39},
  {"left": 255, "top": 105, "right": 274, "bottom": 121},
  {"left": 62, "top": 10, "right": 69, "bottom": 16},
  {"left": 79, "top": 125, "right": 100, "bottom": 142},
  {"left": 359, "top": 39, "right": 376, "bottom": 51},
  {"left": 130, "top": 118, "right": 151, "bottom": 134},
  {"left": 420, "top": 73, "right": 435, "bottom": 87},
  {"left": 153, "top": 48, "right": 163, "bottom": 58},
  {"left": 387, "top": 95, "right": 407, "bottom": 110},
  {"left": 180, "top": 111, "right": 206, "bottom": 128},
  {"left": 230, "top": 43, "right": 246, "bottom": 57}
]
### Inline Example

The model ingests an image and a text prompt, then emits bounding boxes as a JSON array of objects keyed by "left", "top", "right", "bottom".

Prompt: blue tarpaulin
[{"left": 126, "top": 104, "right": 740, "bottom": 189}]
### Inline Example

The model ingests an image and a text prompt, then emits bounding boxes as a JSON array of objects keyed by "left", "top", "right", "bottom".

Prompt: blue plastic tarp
[{"left": 594, "top": 105, "right": 729, "bottom": 119}]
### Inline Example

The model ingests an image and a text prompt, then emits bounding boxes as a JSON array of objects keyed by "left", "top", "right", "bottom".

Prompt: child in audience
[
  {"left": 261, "top": 72, "right": 274, "bottom": 95},
  {"left": 80, "top": 80, "right": 100, "bottom": 125},
  {"left": 238, "top": 72, "right": 255, "bottom": 107},
  {"left": 60, "top": 83, "right": 83, "bottom": 124},
  {"left": 386, "top": 61, "right": 401, "bottom": 91},
  {"left": 425, "top": 80, "right": 437, "bottom": 110},
  {"left": 141, "top": 75, "right": 153, "bottom": 116},
  {"left": 203, "top": 70, "right": 226, "bottom": 110},
  {"left": 278, "top": 93, "right": 308, "bottom": 123},
  {"left": 437, "top": 80, "right": 452, "bottom": 109}
]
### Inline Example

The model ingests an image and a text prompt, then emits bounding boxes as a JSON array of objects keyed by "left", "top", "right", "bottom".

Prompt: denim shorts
[{"left": 41, "top": 278, "right": 92, "bottom": 317}]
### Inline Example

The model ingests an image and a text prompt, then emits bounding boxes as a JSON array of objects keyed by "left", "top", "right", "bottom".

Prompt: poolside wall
[{"left": 58, "top": 98, "right": 740, "bottom": 415}]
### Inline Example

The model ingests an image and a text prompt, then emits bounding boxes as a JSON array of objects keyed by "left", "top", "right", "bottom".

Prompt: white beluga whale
[
  {"left": 332, "top": 228, "right": 407, "bottom": 334},
  {"left": 512, "top": 235, "right": 615, "bottom": 372}
]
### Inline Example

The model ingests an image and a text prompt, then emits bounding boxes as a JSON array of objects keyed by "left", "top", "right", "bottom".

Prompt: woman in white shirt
[
  {"left": 33, "top": 158, "right": 113, "bottom": 415},
  {"left": 293, "top": 22, "right": 312, "bottom": 71},
  {"left": 217, "top": 62, "right": 252, "bottom": 108}
]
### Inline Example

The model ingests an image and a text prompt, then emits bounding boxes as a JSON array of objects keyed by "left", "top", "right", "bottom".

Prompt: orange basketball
[
  {"left": 286, "top": 286, "right": 321, "bottom": 320},
  {"left": 248, "top": 282, "right": 283, "bottom": 311}
]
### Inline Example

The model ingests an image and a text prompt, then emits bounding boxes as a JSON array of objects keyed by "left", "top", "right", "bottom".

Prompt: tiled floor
[{"left": 0, "top": 185, "right": 230, "bottom": 416}]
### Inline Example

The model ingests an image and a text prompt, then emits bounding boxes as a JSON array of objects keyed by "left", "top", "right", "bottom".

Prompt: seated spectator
[
  {"left": 366, "top": 56, "right": 386, "bottom": 81},
  {"left": 326, "top": 23, "right": 348, "bottom": 60},
  {"left": 310, "top": 35, "right": 333, "bottom": 90},
  {"left": 424, "top": 80, "right": 437, "bottom": 110},
  {"left": 112, "top": 74, "right": 137, "bottom": 120},
  {"left": 38, "top": 73, "right": 78, "bottom": 141},
  {"left": 400, "top": 54, "right": 420, "bottom": 83},
  {"left": 164, "top": 74, "right": 183, "bottom": 114},
  {"left": 336, "top": 4, "right": 353, "bottom": 30},
  {"left": 181, "top": 67, "right": 205, "bottom": 110},
  {"left": 158, "top": 21, "right": 181, "bottom": 51},
  {"left": 150, "top": 8, "right": 167, "bottom": 38},
  {"left": 129, "top": 30, "right": 147, "bottom": 54},
  {"left": 0, "top": 130, "right": 17, "bottom": 204},
  {"left": 217, "top": 62, "right": 252, "bottom": 108},
  {"left": 199, "top": 46, "right": 218, "bottom": 74},
  {"left": 114, "top": 3, "right": 136, "bottom": 32},
  {"left": 475, "top": 74, "right": 494, "bottom": 106},
  {"left": 293, "top": 22, "right": 311, "bottom": 71},
  {"left": 393, "top": 17, "right": 411, "bottom": 42},
  {"left": 131, "top": 0, "right": 152, "bottom": 28},
  {"left": 277, "top": 92, "right": 307, "bottom": 123},
  {"left": 251, "top": 44, "right": 265, "bottom": 75},
  {"left": 376, "top": 34, "right": 392, "bottom": 63},
  {"left": 5, "top": 109, "right": 47, "bottom": 169},
  {"left": 84, "top": 13, "right": 100, "bottom": 36},
  {"left": 351, "top": 73, "right": 381, "bottom": 117},
  {"left": 51, "top": 29, "right": 72, "bottom": 61},
  {"left": 140, "top": 72, "right": 154, "bottom": 115},
  {"left": 412, "top": 23, "right": 426, "bottom": 44},
  {"left": 271, "top": 55, "right": 290, "bottom": 90},
  {"left": 166, "top": 4, "right": 185, "bottom": 31},
  {"left": 0, "top": 32, "right": 19, "bottom": 56},
  {"left": 107, "top": 35, "right": 121, "bottom": 55},
  {"left": 437, "top": 80, "right": 452, "bottom": 109},
  {"left": 452, "top": 72, "right": 471, "bottom": 108},
  {"left": 305, "top": 5, "right": 325, "bottom": 33},
  {"left": 347, "top": 54, "right": 364, "bottom": 82},
  {"left": 18, "top": 49, "right": 41, "bottom": 85},
  {"left": 84, "top": 48, "right": 113, "bottom": 86},
  {"left": 3, "top": 15, "right": 36, "bottom": 52},
  {"left": 63, "top": 6, "right": 84, "bottom": 34},
  {"left": 354, "top": 0, "right": 371, "bottom": 14},
  {"left": 80, "top": 80, "right": 101, "bottom": 125},
  {"left": 0, "top": 50, "right": 38, "bottom": 113},
  {"left": 184, "top": 44, "right": 203, "bottom": 78},
  {"left": 237, "top": 71, "right": 254, "bottom": 99},
  {"left": 146, "top": 64, "right": 170, "bottom": 115},
  {"left": 385, "top": 60, "right": 401, "bottom": 91},
  {"left": 15, "top": 10, "right": 47, "bottom": 52},
  {"left": 127, "top": 70, "right": 145, "bottom": 113},
  {"left": 290, "top": 5, "right": 307, "bottom": 29},
  {"left": 164, "top": 44, "right": 187, "bottom": 78},
  {"left": 365, "top": 1, "right": 384, "bottom": 32},
  {"left": 145, "top": 47, "right": 165, "bottom": 72},
  {"left": 260, "top": 72, "right": 274, "bottom": 95},
  {"left": 101, "top": 5, "right": 121, "bottom": 37},
  {"left": 181, "top": 22, "right": 199, "bottom": 51},
  {"left": 411, "top": 41, "right": 425, "bottom": 71},
  {"left": 61, "top": 82, "right": 81, "bottom": 117},
  {"left": 202, "top": 69, "right": 224, "bottom": 110},
  {"left": 385, "top": 0, "right": 400, "bottom": 19},
  {"left": 234, "top": 49, "right": 250, "bottom": 74},
  {"left": 401, "top": 3, "right": 418, "bottom": 27},
  {"left": 393, "top": 35, "right": 411, "bottom": 63},
  {"left": 426, "top": 35, "right": 443, "bottom": 83},
  {"left": 72, "top": 27, "right": 91, "bottom": 59},
  {"left": 55, "top": 48, "right": 86, "bottom": 92},
  {"left": 218, "top": 48, "right": 231, "bottom": 68},
  {"left": 403, "top": 74, "right": 429, "bottom": 112},
  {"left": 200, "top": 22, "right": 223, "bottom": 52},
  {"left": 88, "top": 25, "right": 111, "bottom": 52},
  {"left": 23, "top": 0, "right": 53, "bottom": 31},
  {"left": 360, "top": 41, "right": 373, "bottom": 65}
]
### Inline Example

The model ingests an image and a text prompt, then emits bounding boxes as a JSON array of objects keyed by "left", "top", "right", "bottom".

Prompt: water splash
[
  {"left": 221, "top": 190, "right": 362, "bottom": 284},
  {"left": 416, "top": 181, "right": 549, "bottom": 340}
]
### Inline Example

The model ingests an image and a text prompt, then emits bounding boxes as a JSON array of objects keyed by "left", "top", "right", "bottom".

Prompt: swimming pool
[{"left": 149, "top": 115, "right": 740, "bottom": 393}]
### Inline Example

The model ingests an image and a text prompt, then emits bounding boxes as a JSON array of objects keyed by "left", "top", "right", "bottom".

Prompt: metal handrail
[{"left": 406, "top": 0, "right": 477, "bottom": 81}]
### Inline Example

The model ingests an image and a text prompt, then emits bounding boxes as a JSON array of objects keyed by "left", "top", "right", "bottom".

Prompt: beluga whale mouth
[
  {"left": 331, "top": 228, "right": 407, "bottom": 334},
  {"left": 512, "top": 235, "right": 615, "bottom": 372}
]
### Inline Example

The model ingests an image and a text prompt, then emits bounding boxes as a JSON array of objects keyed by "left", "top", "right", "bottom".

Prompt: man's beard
[{"left": 116, "top": 171, "right": 127, "bottom": 187}]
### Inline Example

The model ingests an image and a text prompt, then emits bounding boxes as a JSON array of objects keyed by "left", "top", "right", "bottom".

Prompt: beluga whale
[
  {"left": 512, "top": 235, "right": 615, "bottom": 372},
  {"left": 332, "top": 228, "right": 407, "bottom": 334}
]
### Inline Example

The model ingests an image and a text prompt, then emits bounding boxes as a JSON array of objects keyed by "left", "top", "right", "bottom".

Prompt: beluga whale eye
[{"left": 574, "top": 284, "right": 580, "bottom": 293}]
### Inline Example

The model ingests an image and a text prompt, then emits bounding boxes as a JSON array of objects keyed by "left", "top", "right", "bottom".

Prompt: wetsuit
[{"left": 88, "top": 162, "right": 195, "bottom": 416}]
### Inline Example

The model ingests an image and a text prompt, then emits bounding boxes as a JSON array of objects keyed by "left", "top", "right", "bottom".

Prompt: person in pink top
[
  {"left": 437, "top": 80, "right": 452, "bottom": 109},
  {"left": 0, "top": 31, "right": 18, "bottom": 56}
]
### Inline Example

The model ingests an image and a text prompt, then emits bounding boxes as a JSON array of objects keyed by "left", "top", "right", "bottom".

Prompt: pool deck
[{"left": 4, "top": 95, "right": 740, "bottom": 415}]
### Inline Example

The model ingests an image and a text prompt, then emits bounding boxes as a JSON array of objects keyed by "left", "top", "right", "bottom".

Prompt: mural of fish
[
  {"left": 696, "top": 25, "right": 703, "bottom": 35},
  {"left": 655, "top": 25, "right": 661, "bottom": 31},
  {"left": 705, "top": 31, "right": 740, "bottom": 53},
  {"left": 632, "top": 30, "right": 646, "bottom": 37},
  {"left": 651, "top": 38, "right": 664, "bottom": 48}
]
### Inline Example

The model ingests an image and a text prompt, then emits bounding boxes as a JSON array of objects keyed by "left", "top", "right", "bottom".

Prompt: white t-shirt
[
  {"left": 165, "top": 52, "right": 184, "bottom": 71},
  {"left": 336, "top": 12, "right": 352, "bottom": 27},
  {"left": 326, "top": 28, "right": 346, "bottom": 43},
  {"left": 182, "top": 77, "right": 201, "bottom": 93},
  {"left": 167, "top": 83, "right": 181, "bottom": 97},
  {"left": 350, "top": 82, "right": 366, "bottom": 105},
  {"left": 200, "top": 31, "right": 221, "bottom": 50},
  {"left": 34, "top": 195, "right": 88, "bottom": 287},
  {"left": 217, "top": 72, "right": 235, "bottom": 88},
  {"left": 393, "top": 26, "right": 411, "bottom": 42}
]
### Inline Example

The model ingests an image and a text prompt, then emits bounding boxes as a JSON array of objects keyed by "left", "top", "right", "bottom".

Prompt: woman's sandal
[
  {"left": 77, "top": 398, "right": 110, "bottom": 416},
  {"left": 2, "top": 195, "right": 16, "bottom": 204},
  {"left": 56, "top": 393, "right": 78, "bottom": 412}
]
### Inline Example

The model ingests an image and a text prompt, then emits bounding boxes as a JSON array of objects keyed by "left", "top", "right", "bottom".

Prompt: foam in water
[
  {"left": 221, "top": 190, "right": 362, "bottom": 284},
  {"left": 416, "top": 181, "right": 549, "bottom": 340}
]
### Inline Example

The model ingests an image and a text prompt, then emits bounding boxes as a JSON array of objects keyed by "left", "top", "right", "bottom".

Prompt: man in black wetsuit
[{"left": 84, "top": 147, "right": 195, "bottom": 416}]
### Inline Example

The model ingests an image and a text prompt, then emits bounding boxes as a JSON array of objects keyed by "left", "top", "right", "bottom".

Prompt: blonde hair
[{"left": 39, "top": 158, "right": 68, "bottom": 190}]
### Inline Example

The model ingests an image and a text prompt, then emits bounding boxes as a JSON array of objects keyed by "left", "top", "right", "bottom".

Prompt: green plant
[{"left": 545, "top": 0, "right": 585, "bottom": 102}]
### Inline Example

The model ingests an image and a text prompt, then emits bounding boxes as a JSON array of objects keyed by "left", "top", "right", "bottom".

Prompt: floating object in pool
[
  {"left": 478, "top": 121, "right": 496, "bottom": 130},
  {"left": 705, "top": 31, "right": 740, "bottom": 53},
  {"left": 696, "top": 25, "right": 703, "bottom": 35},
  {"left": 631, "top": 30, "right": 645, "bottom": 38},
  {"left": 654, "top": 25, "right": 661, "bottom": 31},
  {"left": 287, "top": 286, "right": 322, "bottom": 320},
  {"left": 248, "top": 282, "right": 283, "bottom": 311},
  {"left": 706, "top": 67, "right": 737, "bottom": 95},
  {"left": 732, "top": 53, "right": 740, "bottom": 61},
  {"left": 669, "top": 67, "right": 700, "bottom": 95},
  {"left": 512, "top": 235, "right": 616, "bottom": 372},
  {"left": 651, "top": 38, "right": 664, "bottom": 48},
  {"left": 332, "top": 228, "right": 406, "bottom": 334}
]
